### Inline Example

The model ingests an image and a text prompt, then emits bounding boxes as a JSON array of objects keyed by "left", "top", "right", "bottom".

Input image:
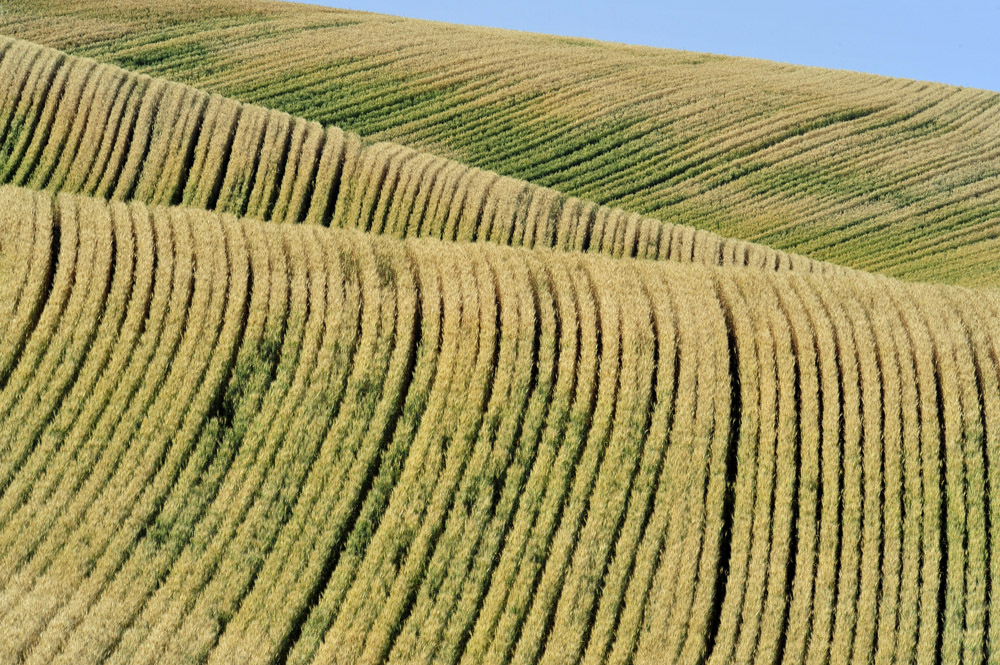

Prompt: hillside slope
[
  {"left": 2, "top": 184, "right": 999, "bottom": 664},
  {"left": 0, "top": 36, "right": 836, "bottom": 275},
  {"left": 3, "top": 0, "right": 1000, "bottom": 285},
  {"left": 3, "top": 4, "right": 1000, "bottom": 665}
]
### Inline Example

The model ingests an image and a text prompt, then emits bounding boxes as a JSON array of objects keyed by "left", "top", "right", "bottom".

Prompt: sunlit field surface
[{"left": 0, "top": 3, "right": 997, "bottom": 664}]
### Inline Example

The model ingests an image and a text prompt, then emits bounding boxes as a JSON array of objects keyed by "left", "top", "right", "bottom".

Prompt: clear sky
[{"left": 281, "top": 0, "right": 1000, "bottom": 92}]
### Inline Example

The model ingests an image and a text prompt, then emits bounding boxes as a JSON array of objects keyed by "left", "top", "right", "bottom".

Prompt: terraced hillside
[
  {"left": 4, "top": 0, "right": 1000, "bottom": 285},
  {"left": 0, "top": 36, "right": 834, "bottom": 275},
  {"left": 1, "top": 185, "right": 998, "bottom": 665}
]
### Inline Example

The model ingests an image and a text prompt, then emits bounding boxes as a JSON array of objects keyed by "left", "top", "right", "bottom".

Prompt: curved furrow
[
  {"left": 0, "top": 195, "right": 119, "bottom": 488},
  {"left": 496, "top": 257, "right": 619, "bottom": 665},
  {"left": 886, "top": 278, "right": 945, "bottom": 662},
  {"left": 0, "top": 48, "right": 67, "bottom": 183},
  {"left": 0, "top": 188, "right": 33, "bottom": 345},
  {"left": 429, "top": 251, "right": 563, "bottom": 665},
  {"left": 178, "top": 94, "right": 242, "bottom": 211},
  {"left": 877, "top": 280, "right": 926, "bottom": 665},
  {"left": 12, "top": 55, "right": 97, "bottom": 188},
  {"left": 462, "top": 171, "right": 509, "bottom": 246},
  {"left": 599, "top": 267, "right": 681, "bottom": 665},
  {"left": 330, "top": 140, "right": 399, "bottom": 234},
  {"left": 400, "top": 154, "right": 456, "bottom": 240},
  {"left": 657, "top": 268, "right": 733, "bottom": 665},
  {"left": 0, "top": 197, "right": 138, "bottom": 576},
  {"left": 481, "top": 177, "right": 530, "bottom": 249},
  {"left": 323, "top": 239, "right": 492, "bottom": 664},
  {"left": 0, "top": 188, "right": 57, "bottom": 390},
  {"left": 103, "top": 213, "right": 298, "bottom": 665},
  {"left": 535, "top": 258, "right": 656, "bottom": 665},
  {"left": 154, "top": 225, "right": 365, "bottom": 662},
  {"left": 243, "top": 109, "right": 293, "bottom": 221},
  {"left": 269, "top": 117, "right": 325, "bottom": 225},
  {"left": 86, "top": 73, "right": 150, "bottom": 199},
  {"left": 382, "top": 150, "right": 440, "bottom": 239},
  {"left": 24, "top": 211, "right": 247, "bottom": 665},
  {"left": 383, "top": 240, "right": 534, "bottom": 663},
  {"left": 948, "top": 293, "right": 991, "bottom": 665},
  {"left": 0, "top": 197, "right": 192, "bottom": 654},
  {"left": 947, "top": 288, "right": 1000, "bottom": 660},
  {"left": 913, "top": 286, "right": 969, "bottom": 664},
  {"left": 298, "top": 239, "right": 461, "bottom": 662},
  {"left": 17, "top": 200, "right": 244, "bottom": 661},
  {"left": 872, "top": 282, "right": 919, "bottom": 663},
  {"left": 922, "top": 284, "right": 988, "bottom": 662},
  {"left": 213, "top": 104, "right": 269, "bottom": 216},
  {"left": 798, "top": 263, "right": 858, "bottom": 665},
  {"left": 840, "top": 272, "right": 888, "bottom": 664},
  {"left": 753, "top": 274, "right": 809, "bottom": 665},
  {"left": 146, "top": 86, "right": 211, "bottom": 206},
  {"left": 44, "top": 212, "right": 276, "bottom": 665},
  {"left": 814, "top": 273, "right": 871, "bottom": 663},
  {"left": 457, "top": 257, "right": 598, "bottom": 665},
  {"left": 436, "top": 165, "right": 482, "bottom": 245},
  {"left": 208, "top": 233, "right": 419, "bottom": 665},
  {"left": 779, "top": 271, "right": 842, "bottom": 665},
  {"left": 107, "top": 77, "right": 170, "bottom": 202},
  {"left": 368, "top": 145, "right": 422, "bottom": 237},
  {"left": 694, "top": 268, "right": 759, "bottom": 665},
  {"left": 0, "top": 40, "right": 38, "bottom": 142},
  {"left": 276, "top": 235, "right": 444, "bottom": 665},
  {"left": 726, "top": 269, "right": 781, "bottom": 665},
  {"left": 303, "top": 127, "right": 360, "bottom": 226},
  {"left": 0, "top": 191, "right": 82, "bottom": 497},
  {"left": 0, "top": 199, "right": 177, "bottom": 593},
  {"left": 579, "top": 261, "right": 678, "bottom": 665},
  {"left": 360, "top": 244, "right": 504, "bottom": 663},
  {"left": 134, "top": 223, "right": 340, "bottom": 664},
  {"left": 0, "top": 173, "right": 997, "bottom": 664},
  {"left": 861, "top": 280, "right": 906, "bottom": 665},
  {"left": 46, "top": 63, "right": 129, "bottom": 193}
]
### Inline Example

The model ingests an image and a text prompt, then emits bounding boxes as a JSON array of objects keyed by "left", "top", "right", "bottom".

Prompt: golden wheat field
[{"left": 0, "top": 2, "right": 997, "bottom": 664}]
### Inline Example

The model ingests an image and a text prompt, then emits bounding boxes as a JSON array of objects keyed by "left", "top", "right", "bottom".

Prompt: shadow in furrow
[
  {"left": 932, "top": 355, "right": 947, "bottom": 665},
  {"left": 578, "top": 278, "right": 661, "bottom": 660},
  {"left": 0, "top": 203, "right": 59, "bottom": 392},
  {"left": 773, "top": 347, "right": 802, "bottom": 665},
  {"left": 272, "top": 265, "right": 423, "bottom": 665},
  {"left": 449, "top": 261, "right": 559, "bottom": 665},
  {"left": 703, "top": 286, "right": 742, "bottom": 660},
  {"left": 202, "top": 106, "right": 242, "bottom": 213},
  {"left": 235, "top": 123, "right": 269, "bottom": 219},
  {"left": 169, "top": 100, "right": 207, "bottom": 207}
]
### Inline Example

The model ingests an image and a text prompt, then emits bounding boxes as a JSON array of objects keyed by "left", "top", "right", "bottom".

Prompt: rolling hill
[
  {"left": 0, "top": 2, "right": 998, "bottom": 664},
  {"left": 0, "top": 36, "right": 834, "bottom": 274},
  {"left": 1, "top": 185, "right": 998, "bottom": 664},
  {"left": 3, "top": 0, "right": 1000, "bottom": 285}
]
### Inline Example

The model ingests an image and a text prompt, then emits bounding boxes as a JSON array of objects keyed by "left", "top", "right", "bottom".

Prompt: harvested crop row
[
  {"left": 0, "top": 35, "right": 838, "bottom": 277},
  {"left": 1, "top": 184, "right": 998, "bottom": 664}
]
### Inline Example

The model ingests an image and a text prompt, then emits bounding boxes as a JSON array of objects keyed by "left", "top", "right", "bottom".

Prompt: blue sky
[{"left": 283, "top": 0, "right": 1000, "bottom": 92}]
